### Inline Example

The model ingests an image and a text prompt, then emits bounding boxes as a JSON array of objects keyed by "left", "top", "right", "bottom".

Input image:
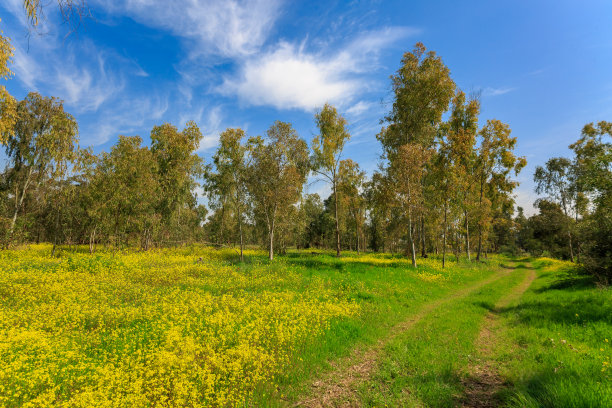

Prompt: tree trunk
[
  {"left": 407, "top": 207, "right": 417, "bottom": 267},
  {"left": 51, "top": 207, "right": 60, "bottom": 256},
  {"left": 89, "top": 228, "right": 96, "bottom": 254},
  {"left": 268, "top": 210, "right": 275, "bottom": 261},
  {"left": 420, "top": 215, "right": 426, "bottom": 258},
  {"left": 465, "top": 210, "right": 471, "bottom": 261},
  {"left": 269, "top": 227, "right": 274, "bottom": 260},
  {"left": 476, "top": 177, "right": 484, "bottom": 261},
  {"left": 455, "top": 230, "right": 460, "bottom": 262},
  {"left": 442, "top": 202, "right": 447, "bottom": 268},
  {"left": 238, "top": 210, "right": 244, "bottom": 262},
  {"left": 333, "top": 179, "right": 341, "bottom": 257}
]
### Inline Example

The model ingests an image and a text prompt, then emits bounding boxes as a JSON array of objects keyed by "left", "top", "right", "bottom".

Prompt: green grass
[
  {"left": 356, "top": 262, "right": 528, "bottom": 407},
  {"left": 496, "top": 259, "right": 612, "bottom": 408},
  {"left": 331, "top": 257, "right": 611, "bottom": 408}
]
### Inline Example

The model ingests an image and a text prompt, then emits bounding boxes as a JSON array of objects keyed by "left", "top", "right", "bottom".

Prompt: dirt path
[
  {"left": 461, "top": 264, "right": 537, "bottom": 408},
  {"left": 293, "top": 269, "right": 511, "bottom": 408}
]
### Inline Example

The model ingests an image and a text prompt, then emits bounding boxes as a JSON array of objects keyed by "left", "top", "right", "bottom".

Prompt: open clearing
[{"left": 1, "top": 246, "right": 609, "bottom": 407}]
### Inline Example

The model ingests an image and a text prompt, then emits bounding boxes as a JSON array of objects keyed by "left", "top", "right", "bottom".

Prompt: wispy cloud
[
  {"left": 482, "top": 86, "right": 515, "bottom": 97},
  {"left": 54, "top": 54, "right": 125, "bottom": 112},
  {"left": 81, "top": 93, "right": 169, "bottom": 145},
  {"left": 346, "top": 101, "right": 375, "bottom": 117},
  {"left": 94, "top": 0, "right": 283, "bottom": 58}
]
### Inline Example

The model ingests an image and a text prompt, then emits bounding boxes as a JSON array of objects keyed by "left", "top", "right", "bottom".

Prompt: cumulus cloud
[
  {"left": 218, "top": 42, "right": 357, "bottom": 110},
  {"left": 218, "top": 27, "right": 419, "bottom": 111}
]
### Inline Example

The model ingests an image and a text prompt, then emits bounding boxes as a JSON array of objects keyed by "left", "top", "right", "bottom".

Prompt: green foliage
[{"left": 247, "top": 121, "right": 309, "bottom": 259}]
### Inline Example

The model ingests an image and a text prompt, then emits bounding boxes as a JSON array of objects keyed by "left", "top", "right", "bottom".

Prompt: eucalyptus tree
[
  {"left": 388, "top": 144, "right": 433, "bottom": 267},
  {"left": 150, "top": 121, "right": 204, "bottom": 242},
  {"left": 311, "top": 103, "right": 351, "bottom": 257},
  {"left": 433, "top": 130, "right": 458, "bottom": 267},
  {"left": 4, "top": 92, "right": 78, "bottom": 244},
  {"left": 377, "top": 43, "right": 455, "bottom": 260},
  {"left": 446, "top": 91, "right": 480, "bottom": 260},
  {"left": 95, "top": 136, "right": 159, "bottom": 248},
  {"left": 475, "top": 119, "right": 526, "bottom": 260},
  {"left": 378, "top": 42, "right": 455, "bottom": 153},
  {"left": 247, "top": 121, "right": 309, "bottom": 260},
  {"left": 534, "top": 157, "right": 577, "bottom": 262},
  {"left": 338, "top": 159, "right": 366, "bottom": 253},
  {"left": 208, "top": 128, "right": 249, "bottom": 261},
  {"left": 570, "top": 121, "right": 611, "bottom": 278}
]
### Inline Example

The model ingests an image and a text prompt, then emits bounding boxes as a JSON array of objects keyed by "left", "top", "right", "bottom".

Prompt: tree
[
  {"left": 389, "top": 144, "right": 433, "bottom": 267},
  {"left": 338, "top": 159, "right": 366, "bottom": 253},
  {"left": 446, "top": 91, "right": 480, "bottom": 261},
  {"left": 247, "top": 121, "right": 309, "bottom": 260},
  {"left": 96, "top": 136, "right": 158, "bottom": 248},
  {"left": 534, "top": 157, "right": 577, "bottom": 262},
  {"left": 295, "top": 193, "right": 325, "bottom": 249},
  {"left": 311, "top": 104, "right": 351, "bottom": 257},
  {"left": 378, "top": 42, "right": 455, "bottom": 154},
  {"left": 570, "top": 121, "right": 611, "bottom": 281},
  {"left": 208, "top": 128, "right": 249, "bottom": 261},
  {"left": 475, "top": 119, "right": 526, "bottom": 260},
  {"left": 4, "top": 92, "right": 78, "bottom": 244},
  {"left": 378, "top": 43, "right": 455, "bottom": 262},
  {"left": 150, "top": 121, "right": 204, "bottom": 242},
  {"left": 433, "top": 129, "right": 460, "bottom": 267}
]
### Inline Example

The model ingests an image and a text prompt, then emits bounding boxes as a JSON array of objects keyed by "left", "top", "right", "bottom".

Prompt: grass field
[{"left": 0, "top": 245, "right": 609, "bottom": 407}]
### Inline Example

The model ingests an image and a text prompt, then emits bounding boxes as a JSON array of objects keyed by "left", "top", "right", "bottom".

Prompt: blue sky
[{"left": 1, "top": 0, "right": 612, "bottom": 213}]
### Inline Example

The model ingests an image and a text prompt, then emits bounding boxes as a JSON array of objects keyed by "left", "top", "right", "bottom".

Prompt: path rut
[
  {"left": 293, "top": 268, "right": 511, "bottom": 408},
  {"left": 461, "top": 264, "right": 537, "bottom": 408}
]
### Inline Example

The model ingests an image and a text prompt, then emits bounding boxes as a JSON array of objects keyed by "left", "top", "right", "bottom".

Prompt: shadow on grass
[
  {"left": 500, "top": 263, "right": 536, "bottom": 270},
  {"left": 533, "top": 275, "right": 596, "bottom": 293},
  {"left": 503, "top": 298, "right": 611, "bottom": 326},
  {"left": 501, "top": 367, "right": 611, "bottom": 408}
]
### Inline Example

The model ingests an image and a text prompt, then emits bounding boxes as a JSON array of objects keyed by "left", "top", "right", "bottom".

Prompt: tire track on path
[
  {"left": 461, "top": 263, "right": 537, "bottom": 408},
  {"left": 293, "top": 267, "right": 512, "bottom": 408}
]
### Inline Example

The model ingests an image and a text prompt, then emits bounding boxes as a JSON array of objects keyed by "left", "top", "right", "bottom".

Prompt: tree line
[
  {"left": 514, "top": 121, "right": 611, "bottom": 282},
  {"left": 1, "top": 29, "right": 610, "bottom": 281},
  {"left": 0, "top": 43, "right": 523, "bottom": 261}
]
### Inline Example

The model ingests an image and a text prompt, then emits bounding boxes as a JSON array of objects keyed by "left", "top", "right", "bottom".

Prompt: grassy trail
[
  {"left": 461, "top": 263, "right": 536, "bottom": 407},
  {"left": 293, "top": 262, "right": 520, "bottom": 407}
]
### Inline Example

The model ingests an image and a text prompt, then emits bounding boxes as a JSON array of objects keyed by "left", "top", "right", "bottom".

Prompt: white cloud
[
  {"left": 94, "top": 0, "right": 282, "bottom": 58},
  {"left": 346, "top": 101, "right": 375, "bottom": 116},
  {"left": 218, "top": 27, "right": 418, "bottom": 111},
  {"left": 81, "top": 94, "right": 169, "bottom": 145},
  {"left": 54, "top": 54, "right": 124, "bottom": 112},
  {"left": 483, "top": 86, "right": 515, "bottom": 97},
  {"left": 11, "top": 45, "right": 39, "bottom": 89},
  {"left": 219, "top": 42, "right": 357, "bottom": 111}
]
